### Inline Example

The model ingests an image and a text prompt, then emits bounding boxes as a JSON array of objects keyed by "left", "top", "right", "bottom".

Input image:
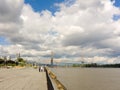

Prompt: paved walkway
[{"left": 0, "top": 68, "right": 47, "bottom": 90}]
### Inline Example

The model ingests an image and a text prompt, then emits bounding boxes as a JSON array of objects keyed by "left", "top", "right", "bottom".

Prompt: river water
[{"left": 51, "top": 68, "right": 120, "bottom": 90}]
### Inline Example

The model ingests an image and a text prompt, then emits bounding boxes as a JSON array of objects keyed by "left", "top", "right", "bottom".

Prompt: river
[{"left": 51, "top": 68, "right": 120, "bottom": 90}]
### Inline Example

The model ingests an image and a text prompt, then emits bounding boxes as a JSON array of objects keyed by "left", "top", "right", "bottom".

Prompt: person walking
[
  {"left": 39, "top": 66, "right": 44, "bottom": 72},
  {"left": 39, "top": 66, "right": 41, "bottom": 72},
  {"left": 40, "top": 66, "right": 44, "bottom": 72}
]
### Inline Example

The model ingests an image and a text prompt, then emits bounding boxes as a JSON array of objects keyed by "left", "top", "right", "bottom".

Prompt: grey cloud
[
  {"left": 0, "top": 0, "right": 24, "bottom": 46},
  {"left": 62, "top": 30, "right": 112, "bottom": 48},
  {"left": 23, "top": 45, "right": 41, "bottom": 50},
  {"left": 0, "top": 0, "right": 23, "bottom": 23},
  {"left": 9, "top": 35, "right": 44, "bottom": 50}
]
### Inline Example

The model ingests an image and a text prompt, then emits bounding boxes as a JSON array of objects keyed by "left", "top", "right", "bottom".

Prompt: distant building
[
  {"left": 7, "top": 56, "right": 11, "bottom": 60},
  {"left": 17, "top": 53, "right": 21, "bottom": 59}
]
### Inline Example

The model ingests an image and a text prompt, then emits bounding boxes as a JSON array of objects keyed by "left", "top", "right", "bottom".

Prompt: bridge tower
[{"left": 51, "top": 51, "right": 54, "bottom": 66}]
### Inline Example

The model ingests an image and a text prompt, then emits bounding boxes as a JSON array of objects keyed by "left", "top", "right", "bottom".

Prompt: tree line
[
  {"left": 0, "top": 57, "right": 26, "bottom": 67},
  {"left": 72, "top": 63, "right": 120, "bottom": 68}
]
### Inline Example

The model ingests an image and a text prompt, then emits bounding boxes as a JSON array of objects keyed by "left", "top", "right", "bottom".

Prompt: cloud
[
  {"left": 0, "top": 0, "right": 24, "bottom": 23},
  {"left": 0, "top": 0, "right": 120, "bottom": 64},
  {"left": 53, "top": 0, "right": 120, "bottom": 57},
  {"left": 0, "top": 0, "right": 24, "bottom": 42}
]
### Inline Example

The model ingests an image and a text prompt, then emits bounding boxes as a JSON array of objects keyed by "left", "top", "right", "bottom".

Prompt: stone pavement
[{"left": 0, "top": 68, "right": 47, "bottom": 90}]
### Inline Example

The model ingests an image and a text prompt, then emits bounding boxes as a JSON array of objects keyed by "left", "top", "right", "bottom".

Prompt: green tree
[
  {"left": 17, "top": 58, "right": 26, "bottom": 67},
  {"left": 17, "top": 58, "right": 25, "bottom": 62}
]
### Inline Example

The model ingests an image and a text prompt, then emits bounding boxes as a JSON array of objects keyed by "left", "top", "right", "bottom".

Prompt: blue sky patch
[
  {"left": 24, "top": 0, "right": 65, "bottom": 14},
  {"left": 0, "top": 37, "right": 10, "bottom": 45},
  {"left": 113, "top": 0, "right": 120, "bottom": 7},
  {"left": 113, "top": 14, "right": 120, "bottom": 21}
]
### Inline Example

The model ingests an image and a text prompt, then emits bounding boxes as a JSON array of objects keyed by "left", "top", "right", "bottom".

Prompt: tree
[
  {"left": 17, "top": 58, "right": 26, "bottom": 67},
  {"left": 17, "top": 58, "right": 25, "bottom": 62}
]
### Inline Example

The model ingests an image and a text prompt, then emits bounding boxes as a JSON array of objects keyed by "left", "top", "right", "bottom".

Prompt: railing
[{"left": 45, "top": 67, "right": 67, "bottom": 90}]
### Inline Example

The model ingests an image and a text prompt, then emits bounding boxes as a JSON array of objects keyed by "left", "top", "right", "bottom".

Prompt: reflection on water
[{"left": 51, "top": 68, "right": 120, "bottom": 90}]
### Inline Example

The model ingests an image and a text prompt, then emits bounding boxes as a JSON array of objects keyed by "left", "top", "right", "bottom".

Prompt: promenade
[{"left": 0, "top": 68, "right": 47, "bottom": 90}]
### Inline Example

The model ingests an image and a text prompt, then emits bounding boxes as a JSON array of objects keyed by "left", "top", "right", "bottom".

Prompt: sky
[
  {"left": 25, "top": 0, "right": 65, "bottom": 14},
  {"left": 0, "top": 0, "right": 120, "bottom": 64}
]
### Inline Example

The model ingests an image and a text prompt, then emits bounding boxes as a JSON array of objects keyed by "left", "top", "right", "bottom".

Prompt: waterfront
[{"left": 51, "top": 68, "right": 120, "bottom": 90}]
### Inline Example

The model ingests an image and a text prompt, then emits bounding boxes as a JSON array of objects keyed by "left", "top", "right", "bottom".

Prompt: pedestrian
[
  {"left": 40, "top": 66, "right": 44, "bottom": 72},
  {"left": 39, "top": 66, "right": 41, "bottom": 72}
]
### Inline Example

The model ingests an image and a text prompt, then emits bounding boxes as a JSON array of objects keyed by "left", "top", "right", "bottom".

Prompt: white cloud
[{"left": 0, "top": 0, "right": 120, "bottom": 64}]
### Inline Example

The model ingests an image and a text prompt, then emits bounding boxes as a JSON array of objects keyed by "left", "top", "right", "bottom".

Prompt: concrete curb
[{"left": 45, "top": 67, "right": 67, "bottom": 90}]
